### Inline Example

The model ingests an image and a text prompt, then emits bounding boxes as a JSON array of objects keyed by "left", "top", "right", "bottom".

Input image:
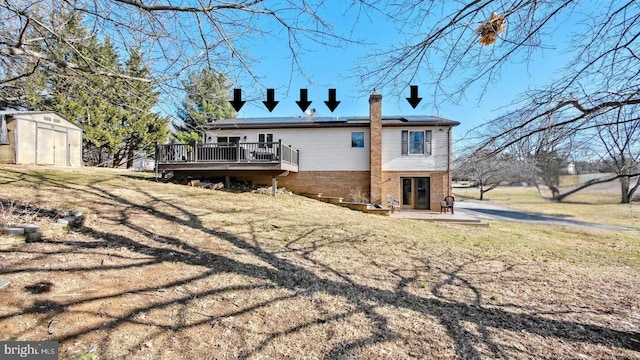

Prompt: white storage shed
[{"left": 0, "top": 111, "right": 83, "bottom": 167}]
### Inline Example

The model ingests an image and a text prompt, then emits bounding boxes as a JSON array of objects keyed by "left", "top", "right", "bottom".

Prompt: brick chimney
[{"left": 369, "top": 91, "right": 382, "bottom": 204}]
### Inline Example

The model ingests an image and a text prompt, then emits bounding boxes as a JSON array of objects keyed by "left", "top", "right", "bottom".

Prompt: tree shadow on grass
[{"left": 0, "top": 171, "right": 638, "bottom": 359}]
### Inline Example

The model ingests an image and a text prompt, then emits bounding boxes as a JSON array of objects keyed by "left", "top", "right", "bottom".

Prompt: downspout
[{"left": 447, "top": 126, "right": 452, "bottom": 195}]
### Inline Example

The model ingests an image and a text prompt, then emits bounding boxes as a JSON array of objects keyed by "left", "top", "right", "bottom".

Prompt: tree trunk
[
  {"left": 112, "top": 147, "right": 127, "bottom": 168},
  {"left": 622, "top": 175, "right": 640, "bottom": 204},
  {"left": 554, "top": 174, "right": 620, "bottom": 202},
  {"left": 621, "top": 176, "right": 630, "bottom": 203},
  {"left": 126, "top": 143, "right": 135, "bottom": 169},
  {"left": 549, "top": 184, "right": 560, "bottom": 200}
]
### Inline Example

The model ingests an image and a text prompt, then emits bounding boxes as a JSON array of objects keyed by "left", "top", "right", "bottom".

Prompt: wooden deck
[{"left": 155, "top": 141, "right": 299, "bottom": 174}]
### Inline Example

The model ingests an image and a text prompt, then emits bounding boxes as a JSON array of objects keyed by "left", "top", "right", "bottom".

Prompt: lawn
[{"left": 1, "top": 165, "right": 639, "bottom": 359}]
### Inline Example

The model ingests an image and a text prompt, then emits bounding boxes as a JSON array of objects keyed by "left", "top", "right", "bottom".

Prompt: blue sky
[
  {"left": 223, "top": 3, "right": 575, "bottom": 147},
  {"left": 166, "top": 2, "right": 581, "bottom": 147}
]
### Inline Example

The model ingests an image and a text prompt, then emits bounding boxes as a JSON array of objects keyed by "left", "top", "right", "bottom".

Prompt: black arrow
[
  {"left": 229, "top": 88, "right": 246, "bottom": 112},
  {"left": 406, "top": 85, "right": 422, "bottom": 109},
  {"left": 296, "top": 89, "right": 312, "bottom": 112},
  {"left": 262, "top": 88, "right": 279, "bottom": 112},
  {"left": 324, "top": 88, "right": 340, "bottom": 112}
]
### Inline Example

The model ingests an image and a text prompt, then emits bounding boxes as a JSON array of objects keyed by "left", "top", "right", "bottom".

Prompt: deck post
[
  {"left": 154, "top": 143, "right": 159, "bottom": 180},
  {"left": 193, "top": 141, "right": 198, "bottom": 162},
  {"left": 225, "top": 176, "right": 230, "bottom": 189},
  {"left": 272, "top": 177, "right": 277, "bottom": 197}
]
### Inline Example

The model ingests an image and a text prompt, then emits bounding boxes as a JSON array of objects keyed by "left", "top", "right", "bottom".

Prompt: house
[
  {"left": 132, "top": 154, "right": 156, "bottom": 171},
  {"left": 156, "top": 93, "right": 459, "bottom": 210},
  {"left": 0, "top": 111, "right": 83, "bottom": 167}
]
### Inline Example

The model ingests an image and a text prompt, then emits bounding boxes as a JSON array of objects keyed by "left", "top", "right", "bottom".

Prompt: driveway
[{"left": 453, "top": 200, "right": 638, "bottom": 231}]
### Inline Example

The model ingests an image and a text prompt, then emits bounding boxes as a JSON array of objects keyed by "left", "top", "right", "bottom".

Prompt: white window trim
[{"left": 402, "top": 130, "right": 432, "bottom": 156}]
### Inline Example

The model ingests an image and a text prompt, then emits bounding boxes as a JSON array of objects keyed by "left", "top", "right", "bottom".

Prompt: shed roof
[
  {"left": 1, "top": 111, "right": 83, "bottom": 131},
  {"left": 203, "top": 115, "right": 460, "bottom": 130}
]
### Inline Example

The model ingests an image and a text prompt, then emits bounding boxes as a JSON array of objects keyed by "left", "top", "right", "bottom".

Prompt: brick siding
[
  {"left": 382, "top": 171, "right": 451, "bottom": 211},
  {"left": 237, "top": 171, "right": 371, "bottom": 201}
]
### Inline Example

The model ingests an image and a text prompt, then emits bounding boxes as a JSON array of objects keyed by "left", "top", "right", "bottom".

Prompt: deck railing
[{"left": 156, "top": 140, "right": 299, "bottom": 166}]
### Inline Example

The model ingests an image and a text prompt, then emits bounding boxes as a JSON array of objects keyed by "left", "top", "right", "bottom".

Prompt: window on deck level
[
  {"left": 258, "top": 133, "right": 273, "bottom": 148},
  {"left": 217, "top": 136, "right": 240, "bottom": 144}
]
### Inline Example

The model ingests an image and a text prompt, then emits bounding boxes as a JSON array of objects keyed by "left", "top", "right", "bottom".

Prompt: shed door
[
  {"left": 54, "top": 130, "right": 67, "bottom": 165},
  {"left": 37, "top": 128, "right": 54, "bottom": 165},
  {"left": 37, "top": 128, "right": 67, "bottom": 165}
]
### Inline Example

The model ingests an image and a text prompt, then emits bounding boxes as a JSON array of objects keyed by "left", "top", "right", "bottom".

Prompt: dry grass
[{"left": 1, "top": 165, "right": 639, "bottom": 359}]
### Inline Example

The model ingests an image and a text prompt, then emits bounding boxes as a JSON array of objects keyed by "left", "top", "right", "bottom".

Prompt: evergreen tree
[
  {"left": 175, "top": 68, "right": 236, "bottom": 142},
  {"left": 1, "top": 9, "right": 168, "bottom": 167},
  {"left": 10, "top": 10, "right": 128, "bottom": 165},
  {"left": 117, "top": 49, "right": 169, "bottom": 168},
  {"left": 48, "top": 36, "right": 127, "bottom": 166}
]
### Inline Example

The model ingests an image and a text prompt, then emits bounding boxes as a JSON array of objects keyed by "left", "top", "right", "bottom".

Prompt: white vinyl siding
[
  {"left": 207, "top": 127, "right": 370, "bottom": 171},
  {"left": 383, "top": 127, "right": 449, "bottom": 171},
  {"left": 207, "top": 125, "right": 451, "bottom": 172}
]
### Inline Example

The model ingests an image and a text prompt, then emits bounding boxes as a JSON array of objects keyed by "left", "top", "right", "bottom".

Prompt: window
[
  {"left": 351, "top": 132, "right": 365, "bottom": 148},
  {"left": 409, "top": 131, "right": 424, "bottom": 154},
  {"left": 401, "top": 130, "right": 432, "bottom": 155},
  {"left": 217, "top": 136, "right": 240, "bottom": 144},
  {"left": 258, "top": 133, "right": 273, "bottom": 148}
]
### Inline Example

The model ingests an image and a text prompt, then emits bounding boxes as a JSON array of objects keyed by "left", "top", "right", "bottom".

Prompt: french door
[{"left": 401, "top": 177, "right": 430, "bottom": 209}]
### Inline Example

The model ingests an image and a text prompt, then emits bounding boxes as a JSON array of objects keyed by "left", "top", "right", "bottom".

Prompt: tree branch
[
  {"left": 111, "top": 0, "right": 265, "bottom": 13},
  {"left": 0, "top": 47, "right": 151, "bottom": 82}
]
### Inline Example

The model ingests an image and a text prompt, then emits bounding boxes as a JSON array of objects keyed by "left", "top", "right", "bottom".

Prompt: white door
[
  {"left": 37, "top": 128, "right": 67, "bottom": 165},
  {"left": 54, "top": 130, "right": 67, "bottom": 165},
  {"left": 37, "top": 128, "right": 54, "bottom": 165}
]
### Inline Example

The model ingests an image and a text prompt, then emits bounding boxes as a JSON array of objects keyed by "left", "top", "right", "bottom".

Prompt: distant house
[
  {"left": 156, "top": 93, "right": 459, "bottom": 210},
  {"left": 132, "top": 153, "right": 155, "bottom": 171},
  {"left": 0, "top": 111, "right": 83, "bottom": 167}
]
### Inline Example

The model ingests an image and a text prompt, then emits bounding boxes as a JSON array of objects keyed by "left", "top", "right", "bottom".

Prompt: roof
[
  {"left": 1, "top": 111, "right": 83, "bottom": 131},
  {"left": 203, "top": 115, "right": 460, "bottom": 130}
]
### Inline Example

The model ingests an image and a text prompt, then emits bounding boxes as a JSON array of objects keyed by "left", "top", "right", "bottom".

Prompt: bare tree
[
  {"left": 594, "top": 106, "right": 640, "bottom": 203},
  {"left": 357, "top": 1, "right": 639, "bottom": 160},
  {"left": 485, "top": 114, "right": 577, "bottom": 200},
  {"left": 0, "top": 0, "right": 352, "bottom": 98},
  {"left": 454, "top": 148, "right": 520, "bottom": 200},
  {"left": 492, "top": 109, "right": 639, "bottom": 202}
]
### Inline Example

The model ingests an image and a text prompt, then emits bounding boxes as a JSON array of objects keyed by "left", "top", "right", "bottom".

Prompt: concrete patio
[{"left": 389, "top": 209, "right": 487, "bottom": 225}]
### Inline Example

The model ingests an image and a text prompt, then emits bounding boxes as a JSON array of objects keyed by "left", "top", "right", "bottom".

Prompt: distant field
[
  {"left": 1, "top": 165, "right": 639, "bottom": 359},
  {"left": 453, "top": 182, "right": 639, "bottom": 228}
]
